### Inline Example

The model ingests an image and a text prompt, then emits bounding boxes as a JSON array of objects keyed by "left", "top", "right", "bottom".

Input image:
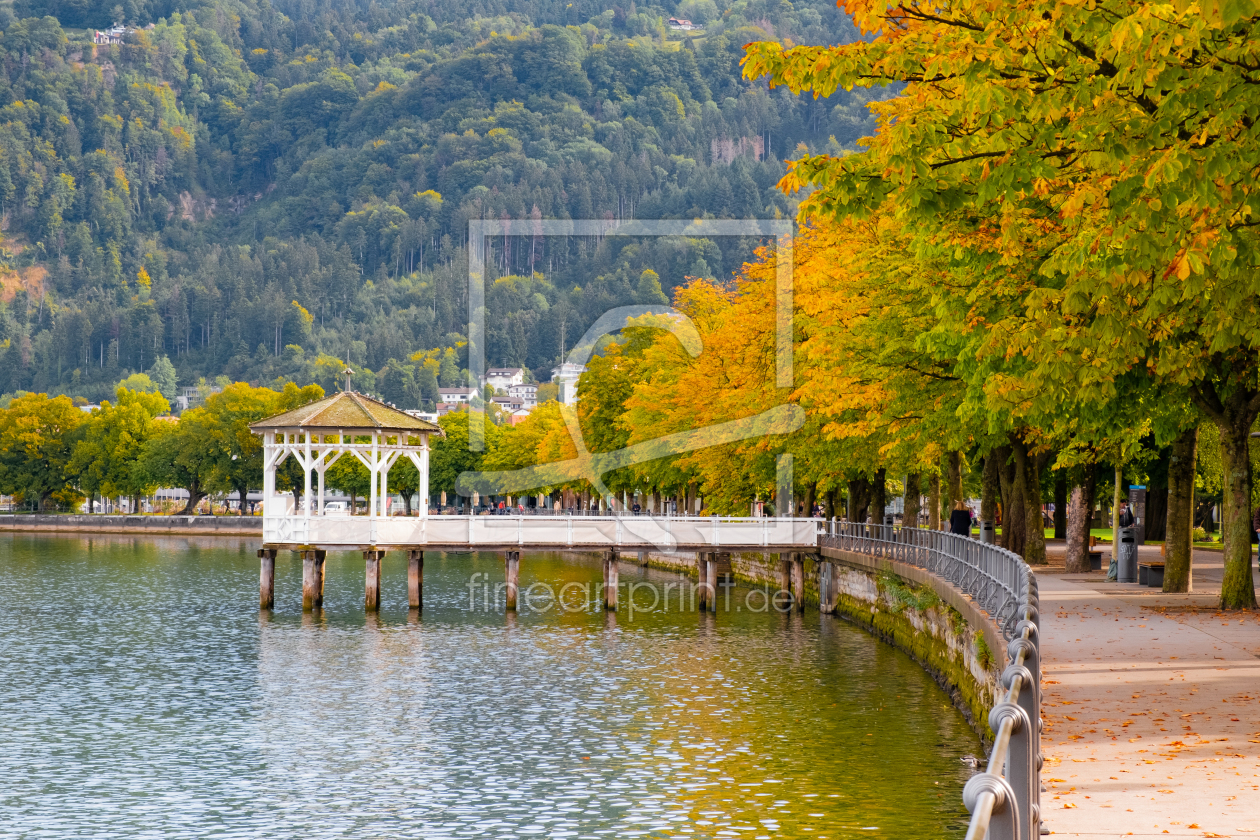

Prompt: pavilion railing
[{"left": 819, "top": 522, "right": 1041, "bottom": 840}]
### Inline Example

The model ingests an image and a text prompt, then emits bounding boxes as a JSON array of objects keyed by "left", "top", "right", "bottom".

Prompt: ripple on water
[{"left": 0, "top": 534, "right": 978, "bottom": 838}]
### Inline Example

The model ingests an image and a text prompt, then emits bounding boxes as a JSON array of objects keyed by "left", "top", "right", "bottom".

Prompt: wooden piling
[
  {"left": 819, "top": 559, "right": 834, "bottom": 614},
  {"left": 258, "top": 548, "right": 277, "bottom": 609},
  {"left": 696, "top": 552, "right": 709, "bottom": 611},
  {"left": 705, "top": 553, "right": 717, "bottom": 613},
  {"left": 316, "top": 550, "right": 326, "bottom": 603},
  {"left": 505, "top": 551, "right": 520, "bottom": 611},
  {"left": 791, "top": 552, "right": 805, "bottom": 613},
  {"left": 603, "top": 550, "right": 618, "bottom": 611},
  {"left": 301, "top": 549, "right": 325, "bottom": 611},
  {"left": 364, "top": 549, "right": 385, "bottom": 611},
  {"left": 779, "top": 553, "right": 792, "bottom": 603},
  {"left": 407, "top": 550, "right": 424, "bottom": 611}
]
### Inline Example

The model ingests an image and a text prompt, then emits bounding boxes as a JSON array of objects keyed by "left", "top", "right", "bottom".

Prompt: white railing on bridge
[{"left": 264, "top": 513, "right": 823, "bottom": 549}]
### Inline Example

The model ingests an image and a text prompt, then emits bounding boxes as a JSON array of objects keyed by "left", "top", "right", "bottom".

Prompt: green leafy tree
[
  {"left": 137, "top": 411, "right": 215, "bottom": 514},
  {"left": 200, "top": 381, "right": 323, "bottom": 514},
  {"left": 0, "top": 393, "right": 85, "bottom": 510},
  {"left": 70, "top": 386, "right": 170, "bottom": 512},
  {"left": 147, "top": 356, "right": 178, "bottom": 403}
]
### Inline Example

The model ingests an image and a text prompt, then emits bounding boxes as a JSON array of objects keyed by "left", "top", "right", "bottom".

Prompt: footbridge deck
[{"left": 262, "top": 513, "right": 823, "bottom": 552}]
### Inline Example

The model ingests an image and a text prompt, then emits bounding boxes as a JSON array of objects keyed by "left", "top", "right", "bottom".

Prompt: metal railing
[{"left": 819, "top": 522, "right": 1041, "bottom": 840}]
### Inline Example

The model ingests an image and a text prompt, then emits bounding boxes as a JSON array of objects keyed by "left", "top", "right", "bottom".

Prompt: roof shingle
[{"left": 249, "top": 391, "right": 444, "bottom": 434}]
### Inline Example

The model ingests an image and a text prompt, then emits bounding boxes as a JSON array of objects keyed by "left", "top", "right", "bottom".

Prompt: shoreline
[{"left": 0, "top": 514, "right": 262, "bottom": 536}]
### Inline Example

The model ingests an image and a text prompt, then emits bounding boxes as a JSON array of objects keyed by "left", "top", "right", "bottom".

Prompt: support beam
[
  {"left": 504, "top": 551, "right": 520, "bottom": 611},
  {"left": 258, "top": 548, "right": 277, "bottom": 609},
  {"left": 603, "top": 550, "right": 619, "bottom": 611},
  {"left": 301, "top": 549, "right": 325, "bottom": 611},
  {"left": 791, "top": 552, "right": 805, "bottom": 613},
  {"left": 407, "top": 550, "right": 424, "bottom": 610},
  {"left": 364, "top": 549, "right": 385, "bottom": 611}
]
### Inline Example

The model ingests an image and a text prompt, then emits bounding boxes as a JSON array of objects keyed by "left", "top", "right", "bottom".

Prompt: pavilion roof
[{"left": 249, "top": 391, "right": 444, "bottom": 434}]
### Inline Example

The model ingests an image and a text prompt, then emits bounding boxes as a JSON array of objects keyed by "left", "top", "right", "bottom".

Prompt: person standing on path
[{"left": 949, "top": 500, "right": 972, "bottom": 536}]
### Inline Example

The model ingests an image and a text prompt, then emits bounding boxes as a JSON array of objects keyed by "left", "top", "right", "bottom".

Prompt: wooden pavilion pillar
[
  {"left": 364, "top": 549, "right": 386, "bottom": 611},
  {"left": 504, "top": 551, "right": 520, "bottom": 611},
  {"left": 258, "top": 548, "right": 278, "bottom": 609},
  {"left": 407, "top": 550, "right": 424, "bottom": 610},
  {"left": 301, "top": 548, "right": 326, "bottom": 611}
]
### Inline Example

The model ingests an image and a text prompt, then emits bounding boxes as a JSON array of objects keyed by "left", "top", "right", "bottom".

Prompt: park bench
[
  {"left": 1138, "top": 560, "right": 1165, "bottom": 587},
  {"left": 1088, "top": 535, "right": 1103, "bottom": 571}
]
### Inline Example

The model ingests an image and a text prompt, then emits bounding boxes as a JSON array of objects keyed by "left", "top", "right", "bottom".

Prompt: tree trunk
[
  {"left": 927, "top": 473, "right": 941, "bottom": 530},
  {"left": 870, "top": 468, "right": 886, "bottom": 525},
  {"left": 402, "top": 491, "right": 413, "bottom": 516},
  {"left": 1145, "top": 486, "right": 1168, "bottom": 542},
  {"left": 803, "top": 482, "right": 816, "bottom": 518},
  {"left": 1216, "top": 416, "right": 1258, "bottom": 608},
  {"left": 234, "top": 481, "right": 249, "bottom": 516},
  {"left": 1002, "top": 443, "right": 1028, "bottom": 558},
  {"left": 1065, "top": 465, "right": 1097, "bottom": 573},
  {"left": 1164, "top": 426, "right": 1198, "bottom": 593},
  {"left": 904, "top": 472, "right": 921, "bottom": 529},
  {"left": 995, "top": 445, "right": 1015, "bottom": 549},
  {"left": 1013, "top": 438, "right": 1047, "bottom": 564},
  {"left": 847, "top": 477, "right": 870, "bottom": 522},
  {"left": 179, "top": 480, "right": 205, "bottom": 515},
  {"left": 947, "top": 451, "right": 963, "bottom": 509},
  {"left": 1053, "top": 468, "right": 1067, "bottom": 540},
  {"left": 824, "top": 487, "right": 837, "bottom": 520},
  {"left": 981, "top": 453, "right": 999, "bottom": 531}
]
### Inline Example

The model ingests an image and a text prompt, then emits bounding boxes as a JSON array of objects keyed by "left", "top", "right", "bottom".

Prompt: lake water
[{"left": 0, "top": 534, "right": 979, "bottom": 839}]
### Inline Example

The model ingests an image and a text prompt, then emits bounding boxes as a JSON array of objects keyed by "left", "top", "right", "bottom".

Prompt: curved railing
[{"left": 819, "top": 523, "right": 1042, "bottom": 840}]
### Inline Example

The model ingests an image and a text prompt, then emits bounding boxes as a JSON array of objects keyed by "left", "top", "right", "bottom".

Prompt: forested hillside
[{"left": 0, "top": 0, "right": 875, "bottom": 406}]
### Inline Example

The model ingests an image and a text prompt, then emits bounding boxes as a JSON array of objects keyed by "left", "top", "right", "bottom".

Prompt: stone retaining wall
[
  {"left": 638, "top": 546, "right": 1006, "bottom": 741},
  {"left": 0, "top": 514, "right": 262, "bottom": 536}
]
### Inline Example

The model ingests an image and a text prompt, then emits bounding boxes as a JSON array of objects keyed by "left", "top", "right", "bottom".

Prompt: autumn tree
[
  {"left": 0, "top": 393, "right": 86, "bottom": 511},
  {"left": 70, "top": 387, "right": 171, "bottom": 512},
  {"left": 745, "top": 0, "right": 1260, "bottom": 606}
]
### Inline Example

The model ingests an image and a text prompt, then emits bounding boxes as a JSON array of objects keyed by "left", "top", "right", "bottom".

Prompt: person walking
[{"left": 949, "top": 500, "right": 972, "bottom": 536}]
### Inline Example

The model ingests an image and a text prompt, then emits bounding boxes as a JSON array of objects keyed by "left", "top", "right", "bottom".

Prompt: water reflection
[{"left": 0, "top": 535, "right": 978, "bottom": 838}]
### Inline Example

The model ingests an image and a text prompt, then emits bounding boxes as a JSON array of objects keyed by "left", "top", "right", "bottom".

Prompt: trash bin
[
  {"left": 979, "top": 521, "right": 996, "bottom": 544},
  {"left": 1117, "top": 526, "right": 1138, "bottom": 583},
  {"left": 884, "top": 513, "right": 895, "bottom": 527}
]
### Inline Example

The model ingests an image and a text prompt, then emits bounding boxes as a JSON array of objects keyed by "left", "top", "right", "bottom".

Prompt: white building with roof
[
  {"left": 438, "top": 386, "right": 477, "bottom": 404},
  {"left": 482, "top": 367, "right": 524, "bottom": 391}
]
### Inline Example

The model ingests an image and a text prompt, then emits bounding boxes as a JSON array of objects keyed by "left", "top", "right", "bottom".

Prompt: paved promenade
[{"left": 1037, "top": 545, "right": 1260, "bottom": 838}]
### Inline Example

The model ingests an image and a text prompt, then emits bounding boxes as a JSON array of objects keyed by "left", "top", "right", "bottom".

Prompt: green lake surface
[{"left": 0, "top": 533, "right": 980, "bottom": 838}]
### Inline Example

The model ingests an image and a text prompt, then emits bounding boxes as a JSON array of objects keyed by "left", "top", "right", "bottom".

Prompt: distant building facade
[
  {"left": 551, "top": 362, "right": 586, "bottom": 406},
  {"left": 507, "top": 382, "right": 538, "bottom": 407}
]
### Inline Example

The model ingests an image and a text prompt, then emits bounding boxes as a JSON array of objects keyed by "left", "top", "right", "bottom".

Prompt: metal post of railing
[{"left": 818, "top": 524, "right": 1041, "bottom": 839}]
